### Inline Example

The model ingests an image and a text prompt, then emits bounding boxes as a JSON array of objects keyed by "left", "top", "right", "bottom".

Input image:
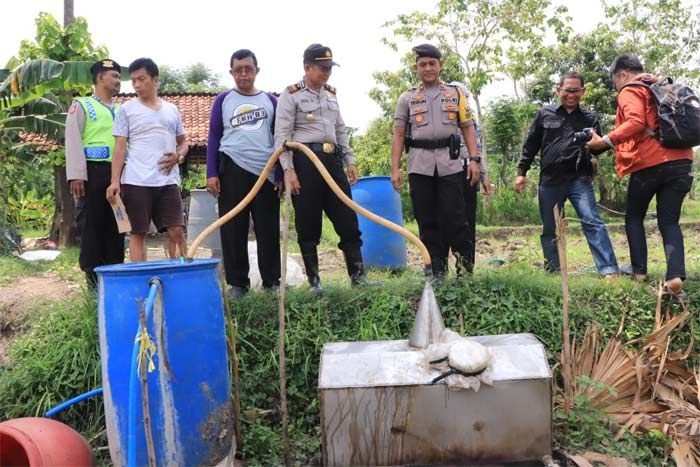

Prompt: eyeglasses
[
  {"left": 561, "top": 87, "right": 584, "bottom": 94},
  {"left": 232, "top": 66, "right": 257, "bottom": 75}
]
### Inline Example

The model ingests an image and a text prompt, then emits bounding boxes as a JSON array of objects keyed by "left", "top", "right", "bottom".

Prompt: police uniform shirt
[
  {"left": 394, "top": 82, "right": 474, "bottom": 177},
  {"left": 65, "top": 98, "right": 117, "bottom": 182},
  {"left": 273, "top": 79, "right": 354, "bottom": 169}
]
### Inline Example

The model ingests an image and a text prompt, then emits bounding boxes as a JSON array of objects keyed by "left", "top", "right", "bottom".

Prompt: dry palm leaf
[
  {"left": 564, "top": 307, "right": 699, "bottom": 462},
  {"left": 671, "top": 439, "right": 700, "bottom": 467}
]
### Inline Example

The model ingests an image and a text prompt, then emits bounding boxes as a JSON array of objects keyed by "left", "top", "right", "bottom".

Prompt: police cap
[
  {"left": 90, "top": 59, "right": 122, "bottom": 79},
  {"left": 412, "top": 44, "right": 442, "bottom": 60},
  {"left": 303, "top": 44, "right": 339, "bottom": 68}
]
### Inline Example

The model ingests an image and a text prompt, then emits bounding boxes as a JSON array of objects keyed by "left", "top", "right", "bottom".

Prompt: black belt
[
  {"left": 299, "top": 142, "right": 341, "bottom": 155},
  {"left": 406, "top": 137, "right": 451, "bottom": 149}
]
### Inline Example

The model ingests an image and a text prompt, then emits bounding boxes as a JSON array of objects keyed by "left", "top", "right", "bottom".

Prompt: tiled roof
[
  {"left": 19, "top": 92, "right": 219, "bottom": 160},
  {"left": 18, "top": 131, "right": 60, "bottom": 152}
]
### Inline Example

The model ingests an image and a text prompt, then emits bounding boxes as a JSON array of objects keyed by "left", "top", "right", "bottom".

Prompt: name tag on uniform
[{"left": 440, "top": 96, "right": 458, "bottom": 105}]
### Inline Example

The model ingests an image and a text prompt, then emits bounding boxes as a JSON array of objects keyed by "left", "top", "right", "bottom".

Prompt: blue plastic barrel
[
  {"left": 95, "top": 259, "right": 233, "bottom": 466},
  {"left": 351, "top": 176, "right": 407, "bottom": 269}
]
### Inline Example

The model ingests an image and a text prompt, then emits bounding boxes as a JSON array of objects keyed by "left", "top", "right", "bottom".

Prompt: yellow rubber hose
[{"left": 186, "top": 142, "right": 432, "bottom": 273}]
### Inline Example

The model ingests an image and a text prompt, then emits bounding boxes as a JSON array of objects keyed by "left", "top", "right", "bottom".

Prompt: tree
[
  {"left": 484, "top": 97, "right": 538, "bottom": 186},
  {"left": 158, "top": 63, "right": 225, "bottom": 93},
  {"left": 0, "top": 59, "right": 93, "bottom": 236},
  {"left": 523, "top": 0, "right": 700, "bottom": 208},
  {"left": 4, "top": 12, "right": 109, "bottom": 246},
  {"left": 383, "top": 0, "right": 559, "bottom": 157},
  {"left": 603, "top": 0, "right": 700, "bottom": 85}
]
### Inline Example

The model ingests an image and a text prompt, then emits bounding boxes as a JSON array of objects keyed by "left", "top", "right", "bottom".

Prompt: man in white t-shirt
[{"left": 106, "top": 57, "right": 188, "bottom": 261}]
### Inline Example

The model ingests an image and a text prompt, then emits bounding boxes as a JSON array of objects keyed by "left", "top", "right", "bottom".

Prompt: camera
[{"left": 573, "top": 128, "right": 594, "bottom": 144}]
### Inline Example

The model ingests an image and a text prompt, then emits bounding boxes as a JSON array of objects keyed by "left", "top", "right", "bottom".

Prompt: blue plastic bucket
[
  {"left": 351, "top": 176, "right": 407, "bottom": 269},
  {"left": 95, "top": 259, "right": 232, "bottom": 466}
]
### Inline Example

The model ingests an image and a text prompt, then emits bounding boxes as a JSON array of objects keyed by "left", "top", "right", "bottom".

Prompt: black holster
[{"left": 448, "top": 134, "right": 460, "bottom": 160}]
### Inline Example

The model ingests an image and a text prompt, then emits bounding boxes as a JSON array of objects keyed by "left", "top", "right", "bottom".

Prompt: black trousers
[
  {"left": 291, "top": 149, "right": 362, "bottom": 254},
  {"left": 409, "top": 171, "right": 470, "bottom": 274},
  {"left": 75, "top": 162, "right": 124, "bottom": 272},
  {"left": 461, "top": 180, "right": 478, "bottom": 273},
  {"left": 218, "top": 155, "right": 281, "bottom": 289},
  {"left": 625, "top": 159, "right": 693, "bottom": 280}
]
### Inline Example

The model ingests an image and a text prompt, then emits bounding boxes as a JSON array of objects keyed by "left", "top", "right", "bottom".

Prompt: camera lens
[{"left": 573, "top": 128, "right": 593, "bottom": 143}]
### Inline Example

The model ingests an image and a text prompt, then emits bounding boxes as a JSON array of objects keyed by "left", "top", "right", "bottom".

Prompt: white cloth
[
  {"left": 113, "top": 99, "right": 185, "bottom": 187},
  {"left": 422, "top": 329, "right": 494, "bottom": 392}
]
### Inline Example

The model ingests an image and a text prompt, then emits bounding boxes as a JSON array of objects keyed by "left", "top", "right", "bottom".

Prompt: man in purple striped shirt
[{"left": 206, "top": 49, "right": 281, "bottom": 298}]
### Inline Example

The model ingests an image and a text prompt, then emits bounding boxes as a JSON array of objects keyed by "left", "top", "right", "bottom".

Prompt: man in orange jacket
[{"left": 588, "top": 53, "right": 693, "bottom": 299}]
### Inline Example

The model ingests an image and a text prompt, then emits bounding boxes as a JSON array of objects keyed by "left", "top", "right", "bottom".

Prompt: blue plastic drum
[
  {"left": 95, "top": 259, "right": 232, "bottom": 466},
  {"left": 351, "top": 176, "right": 407, "bottom": 269}
]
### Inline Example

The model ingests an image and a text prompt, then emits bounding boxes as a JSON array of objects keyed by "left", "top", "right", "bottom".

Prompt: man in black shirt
[{"left": 515, "top": 72, "right": 618, "bottom": 278}]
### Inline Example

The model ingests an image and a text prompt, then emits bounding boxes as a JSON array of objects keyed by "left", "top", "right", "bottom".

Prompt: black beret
[
  {"left": 412, "top": 44, "right": 442, "bottom": 59},
  {"left": 90, "top": 59, "right": 121, "bottom": 77},
  {"left": 303, "top": 44, "right": 339, "bottom": 67}
]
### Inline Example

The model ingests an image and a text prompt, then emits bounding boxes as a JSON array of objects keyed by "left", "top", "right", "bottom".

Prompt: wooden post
[
  {"left": 555, "top": 206, "right": 572, "bottom": 423},
  {"left": 278, "top": 170, "right": 292, "bottom": 466}
]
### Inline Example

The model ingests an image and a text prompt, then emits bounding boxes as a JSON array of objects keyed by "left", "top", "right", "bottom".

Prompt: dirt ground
[{"left": 0, "top": 274, "right": 81, "bottom": 364}]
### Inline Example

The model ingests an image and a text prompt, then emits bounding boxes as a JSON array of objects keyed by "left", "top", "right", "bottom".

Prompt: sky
[{"left": 2, "top": 0, "right": 603, "bottom": 132}]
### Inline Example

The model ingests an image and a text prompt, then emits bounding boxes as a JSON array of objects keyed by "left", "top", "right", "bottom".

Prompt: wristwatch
[
  {"left": 469, "top": 156, "right": 482, "bottom": 163},
  {"left": 177, "top": 152, "right": 186, "bottom": 164}
]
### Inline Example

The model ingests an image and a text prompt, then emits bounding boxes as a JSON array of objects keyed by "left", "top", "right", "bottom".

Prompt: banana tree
[{"left": 0, "top": 58, "right": 95, "bottom": 246}]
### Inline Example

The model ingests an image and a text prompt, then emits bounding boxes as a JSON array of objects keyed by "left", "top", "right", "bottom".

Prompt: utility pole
[{"left": 64, "top": 0, "right": 74, "bottom": 27}]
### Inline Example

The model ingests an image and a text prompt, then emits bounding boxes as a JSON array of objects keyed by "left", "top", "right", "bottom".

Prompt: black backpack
[{"left": 623, "top": 77, "right": 700, "bottom": 149}]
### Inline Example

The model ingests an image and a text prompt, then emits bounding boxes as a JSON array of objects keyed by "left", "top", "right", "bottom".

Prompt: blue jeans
[{"left": 538, "top": 177, "right": 618, "bottom": 275}]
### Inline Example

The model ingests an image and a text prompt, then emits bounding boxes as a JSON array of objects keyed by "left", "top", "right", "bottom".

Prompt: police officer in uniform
[
  {"left": 65, "top": 59, "right": 124, "bottom": 287},
  {"left": 391, "top": 44, "right": 480, "bottom": 278},
  {"left": 274, "top": 44, "right": 368, "bottom": 293}
]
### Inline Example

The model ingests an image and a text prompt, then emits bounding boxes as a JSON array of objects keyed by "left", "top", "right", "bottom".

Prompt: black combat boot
[
  {"left": 343, "top": 248, "right": 374, "bottom": 287},
  {"left": 301, "top": 248, "right": 323, "bottom": 294}
]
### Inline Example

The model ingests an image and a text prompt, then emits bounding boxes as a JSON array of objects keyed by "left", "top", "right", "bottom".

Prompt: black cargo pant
[
  {"left": 291, "top": 149, "right": 362, "bottom": 255},
  {"left": 75, "top": 162, "right": 124, "bottom": 273},
  {"left": 409, "top": 170, "right": 470, "bottom": 275},
  {"left": 625, "top": 159, "right": 693, "bottom": 281},
  {"left": 218, "top": 155, "right": 281, "bottom": 289}
]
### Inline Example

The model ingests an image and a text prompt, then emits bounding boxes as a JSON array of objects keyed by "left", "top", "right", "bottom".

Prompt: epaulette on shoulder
[
  {"left": 287, "top": 84, "right": 301, "bottom": 94},
  {"left": 323, "top": 84, "right": 336, "bottom": 95}
]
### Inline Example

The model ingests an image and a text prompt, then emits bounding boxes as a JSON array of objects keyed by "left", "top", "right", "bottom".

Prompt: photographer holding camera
[
  {"left": 515, "top": 71, "right": 619, "bottom": 279},
  {"left": 587, "top": 54, "right": 695, "bottom": 300}
]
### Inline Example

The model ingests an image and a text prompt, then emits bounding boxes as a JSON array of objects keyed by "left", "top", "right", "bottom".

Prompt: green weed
[
  {"left": 554, "top": 376, "right": 672, "bottom": 465},
  {"left": 0, "top": 292, "right": 106, "bottom": 451}
]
